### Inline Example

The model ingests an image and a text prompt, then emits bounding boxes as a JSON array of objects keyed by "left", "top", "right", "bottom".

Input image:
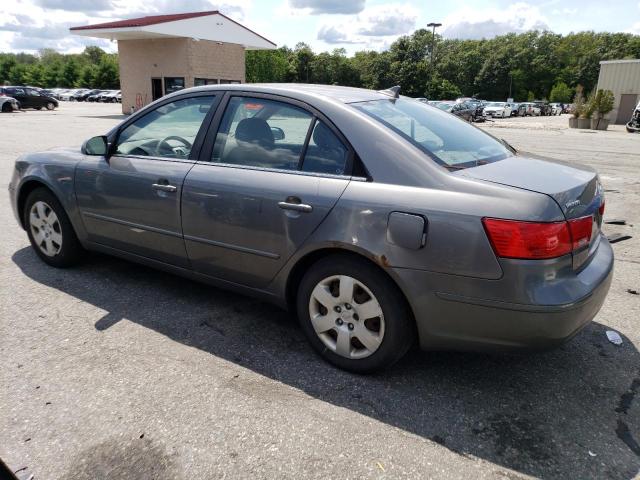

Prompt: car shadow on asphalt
[{"left": 12, "top": 247, "right": 640, "bottom": 480}]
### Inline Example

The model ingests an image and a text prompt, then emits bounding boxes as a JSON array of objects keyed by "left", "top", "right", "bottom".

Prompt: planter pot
[
  {"left": 577, "top": 118, "right": 591, "bottom": 129},
  {"left": 591, "top": 118, "right": 610, "bottom": 130},
  {"left": 569, "top": 117, "right": 578, "bottom": 128}
]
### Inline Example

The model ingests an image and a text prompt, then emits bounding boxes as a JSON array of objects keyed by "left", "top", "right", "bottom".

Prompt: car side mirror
[
  {"left": 271, "top": 126, "right": 285, "bottom": 141},
  {"left": 82, "top": 135, "right": 109, "bottom": 156}
]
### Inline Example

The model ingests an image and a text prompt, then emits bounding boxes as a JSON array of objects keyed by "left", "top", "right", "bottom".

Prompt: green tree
[{"left": 549, "top": 81, "right": 572, "bottom": 103}]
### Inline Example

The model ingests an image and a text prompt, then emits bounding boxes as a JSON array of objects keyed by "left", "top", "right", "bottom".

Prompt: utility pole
[{"left": 427, "top": 22, "right": 442, "bottom": 64}]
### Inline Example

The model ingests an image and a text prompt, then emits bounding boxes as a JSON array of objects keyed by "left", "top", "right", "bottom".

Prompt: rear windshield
[{"left": 353, "top": 98, "right": 512, "bottom": 170}]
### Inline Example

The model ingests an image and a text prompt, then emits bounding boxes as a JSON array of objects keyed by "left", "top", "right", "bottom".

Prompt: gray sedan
[{"left": 9, "top": 84, "right": 613, "bottom": 372}]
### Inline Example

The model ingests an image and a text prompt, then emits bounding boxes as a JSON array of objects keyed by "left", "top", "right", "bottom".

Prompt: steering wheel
[{"left": 156, "top": 135, "right": 192, "bottom": 157}]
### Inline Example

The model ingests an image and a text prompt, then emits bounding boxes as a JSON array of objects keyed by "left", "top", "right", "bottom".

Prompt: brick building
[{"left": 70, "top": 11, "right": 275, "bottom": 113}]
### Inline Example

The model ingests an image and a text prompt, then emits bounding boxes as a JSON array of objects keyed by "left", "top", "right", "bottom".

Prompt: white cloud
[
  {"left": 316, "top": 3, "right": 417, "bottom": 47},
  {"left": 442, "top": 2, "right": 549, "bottom": 40},
  {"left": 289, "top": 0, "right": 365, "bottom": 15},
  {"left": 0, "top": 0, "right": 253, "bottom": 52}
]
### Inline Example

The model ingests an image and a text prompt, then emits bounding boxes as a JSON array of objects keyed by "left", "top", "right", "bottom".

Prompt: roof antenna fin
[{"left": 378, "top": 85, "right": 401, "bottom": 98}]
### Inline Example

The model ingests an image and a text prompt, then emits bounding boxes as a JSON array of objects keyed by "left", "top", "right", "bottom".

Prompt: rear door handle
[
  {"left": 278, "top": 197, "right": 313, "bottom": 213},
  {"left": 152, "top": 183, "right": 177, "bottom": 192}
]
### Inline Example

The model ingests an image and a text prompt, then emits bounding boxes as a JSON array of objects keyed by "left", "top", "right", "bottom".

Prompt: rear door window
[
  {"left": 301, "top": 120, "right": 349, "bottom": 175},
  {"left": 212, "top": 96, "right": 314, "bottom": 171}
]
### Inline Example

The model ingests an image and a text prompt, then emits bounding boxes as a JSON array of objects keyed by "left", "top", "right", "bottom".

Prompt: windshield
[
  {"left": 436, "top": 103, "right": 453, "bottom": 112},
  {"left": 353, "top": 98, "right": 512, "bottom": 169},
  {"left": 487, "top": 102, "right": 504, "bottom": 107}
]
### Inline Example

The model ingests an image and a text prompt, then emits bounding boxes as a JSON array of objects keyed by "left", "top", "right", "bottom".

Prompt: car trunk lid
[{"left": 455, "top": 155, "right": 605, "bottom": 268}]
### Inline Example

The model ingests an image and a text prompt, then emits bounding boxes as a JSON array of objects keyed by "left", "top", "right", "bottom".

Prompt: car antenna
[{"left": 378, "top": 85, "right": 401, "bottom": 99}]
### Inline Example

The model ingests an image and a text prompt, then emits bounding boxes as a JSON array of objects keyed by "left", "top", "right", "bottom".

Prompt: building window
[
  {"left": 219, "top": 80, "right": 241, "bottom": 84},
  {"left": 164, "top": 77, "right": 185, "bottom": 95},
  {"left": 194, "top": 78, "right": 218, "bottom": 87}
]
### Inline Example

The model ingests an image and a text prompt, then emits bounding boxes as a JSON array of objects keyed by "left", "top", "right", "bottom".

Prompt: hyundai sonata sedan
[{"left": 9, "top": 84, "right": 613, "bottom": 373}]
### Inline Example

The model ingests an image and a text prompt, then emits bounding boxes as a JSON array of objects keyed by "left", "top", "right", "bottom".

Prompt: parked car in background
[
  {"left": 483, "top": 102, "right": 512, "bottom": 118},
  {"left": 510, "top": 103, "right": 520, "bottom": 116},
  {"left": 0, "top": 86, "right": 58, "bottom": 110},
  {"left": 462, "top": 99, "right": 486, "bottom": 122},
  {"left": 98, "top": 90, "right": 121, "bottom": 103},
  {"left": 87, "top": 90, "right": 109, "bottom": 102},
  {"left": 533, "top": 101, "right": 552, "bottom": 116},
  {"left": 75, "top": 89, "right": 102, "bottom": 102},
  {"left": 0, "top": 94, "right": 20, "bottom": 112},
  {"left": 434, "top": 100, "right": 475, "bottom": 121},
  {"left": 415, "top": 97, "right": 428, "bottom": 103},
  {"left": 9, "top": 84, "right": 613, "bottom": 373},
  {"left": 518, "top": 102, "right": 541, "bottom": 116},
  {"left": 549, "top": 103, "right": 563, "bottom": 115},
  {"left": 59, "top": 89, "right": 86, "bottom": 101}
]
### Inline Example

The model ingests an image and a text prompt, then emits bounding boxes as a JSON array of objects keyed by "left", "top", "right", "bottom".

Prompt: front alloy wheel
[
  {"left": 46, "top": 102, "right": 55, "bottom": 110},
  {"left": 24, "top": 187, "right": 84, "bottom": 267},
  {"left": 29, "top": 201, "right": 63, "bottom": 257}
]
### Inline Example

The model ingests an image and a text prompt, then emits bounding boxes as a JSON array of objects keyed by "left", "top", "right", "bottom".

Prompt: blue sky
[{"left": 0, "top": 0, "right": 638, "bottom": 54}]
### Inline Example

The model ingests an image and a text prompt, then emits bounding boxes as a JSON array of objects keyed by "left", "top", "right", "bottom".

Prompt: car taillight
[
  {"left": 482, "top": 219, "right": 572, "bottom": 259},
  {"left": 598, "top": 199, "right": 605, "bottom": 216},
  {"left": 568, "top": 215, "right": 593, "bottom": 250},
  {"left": 482, "top": 216, "right": 593, "bottom": 260}
]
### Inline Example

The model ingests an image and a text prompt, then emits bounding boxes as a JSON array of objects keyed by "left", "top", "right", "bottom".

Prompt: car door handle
[
  {"left": 278, "top": 199, "right": 313, "bottom": 213},
  {"left": 152, "top": 183, "right": 177, "bottom": 192}
]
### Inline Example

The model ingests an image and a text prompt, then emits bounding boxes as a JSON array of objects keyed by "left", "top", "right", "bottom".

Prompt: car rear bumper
[{"left": 394, "top": 235, "right": 614, "bottom": 351}]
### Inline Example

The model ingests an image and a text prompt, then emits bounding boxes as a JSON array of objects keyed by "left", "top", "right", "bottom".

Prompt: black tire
[
  {"left": 23, "top": 187, "right": 84, "bottom": 268},
  {"left": 1, "top": 102, "right": 11, "bottom": 112},
  {"left": 35, "top": 106, "right": 42, "bottom": 110},
  {"left": 45, "top": 102, "right": 55, "bottom": 110},
  {"left": 297, "top": 254, "right": 415, "bottom": 373}
]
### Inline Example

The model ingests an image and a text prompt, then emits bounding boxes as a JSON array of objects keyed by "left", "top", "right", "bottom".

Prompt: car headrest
[
  {"left": 312, "top": 122, "right": 341, "bottom": 149},
  {"left": 235, "top": 118, "right": 274, "bottom": 148}
]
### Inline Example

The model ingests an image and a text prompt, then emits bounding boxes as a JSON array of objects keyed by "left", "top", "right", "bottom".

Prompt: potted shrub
[
  {"left": 578, "top": 90, "right": 595, "bottom": 129},
  {"left": 569, "top": 85, "right": 584, "bottom": 128},
  {"left": 590, "top": 89, "right": 614, "bottom": 130}
]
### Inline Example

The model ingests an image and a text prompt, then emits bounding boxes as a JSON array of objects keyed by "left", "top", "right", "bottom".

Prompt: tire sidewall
[
  {"left": 296, "top": 255, "right": 414, "bottom": 373},
  {"left": 24, "top": 188, "right": 82, "bottom": 268}
]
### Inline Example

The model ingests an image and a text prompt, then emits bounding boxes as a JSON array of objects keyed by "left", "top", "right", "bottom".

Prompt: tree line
[
  {"left": 1, "top": 30, "right": 638, "bottom": 102},
  {"left": 247, "top": 30, "right": 639, "bottom": 102},
  {"left": 0, "top": 46, "right": 119, "bottom": 90}
]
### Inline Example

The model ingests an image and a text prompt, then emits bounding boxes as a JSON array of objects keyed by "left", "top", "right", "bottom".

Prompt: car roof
[{"left": 184, "top": 83, "right": 393, "bottom": 104}]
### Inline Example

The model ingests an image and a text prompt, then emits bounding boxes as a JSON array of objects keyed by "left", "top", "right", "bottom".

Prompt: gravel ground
[{"left": 1, "top": 103, "right": 639, "bottom": 480}]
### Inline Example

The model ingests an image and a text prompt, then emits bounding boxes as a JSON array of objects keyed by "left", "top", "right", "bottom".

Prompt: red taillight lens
[
  {"left": 482, "top": 218, "right": 572, "bottom": 259},
  {"left": 483, "top": 216, "right": 594, "bottom": 260},
  {"left": 598, "top": 199, "right": 605, "bottom": 216},
  {"left": 568, "top": 215, "right": 593, "bottom": 250}
]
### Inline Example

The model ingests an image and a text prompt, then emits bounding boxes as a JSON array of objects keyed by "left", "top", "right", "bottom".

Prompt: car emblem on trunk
[{"left": 565, "top": 200, "right": 581, "bottom": 209}]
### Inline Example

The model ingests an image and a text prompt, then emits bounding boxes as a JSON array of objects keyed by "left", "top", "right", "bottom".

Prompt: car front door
[
  {"left": 25, "top": 88, "right": 45, "bottom": 108},
  {"left": 75, "top": 93, "right": 220, "bottom": 268},
  {"left": 6, "top": 87, "right": 28, "bottom": 107},
  {"left": 181, "top": 93, "right": 354, "bottom": 288}
]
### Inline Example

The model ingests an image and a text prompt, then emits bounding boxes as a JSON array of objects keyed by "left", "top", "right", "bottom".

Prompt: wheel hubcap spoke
[
  {"left": 335, "top": 328, "right": 352, "bottom": 357},
  {"left": 310, "top": 313, "right": 336, "bottom": 334},
  {"left": 354, "top": 326, "right": 382, "bottom": 352},
  {"left": 356, "top": 299, "right": 383, "bottom": 320},
  {"left": 311, "top": 284, "right": 337, "bottom": 310},
  {"left": 337, "top": 276, "right": 355, "bottom": 303}
]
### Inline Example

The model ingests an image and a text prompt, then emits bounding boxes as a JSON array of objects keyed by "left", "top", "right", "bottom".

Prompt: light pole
[{"left": 427, "top": 22, "right": 442, "bottom": 64}]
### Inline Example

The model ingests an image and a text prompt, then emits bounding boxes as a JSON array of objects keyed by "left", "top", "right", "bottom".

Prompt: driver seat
[{"left": 225, "top": 118, "right": 274, "bottom": 166}]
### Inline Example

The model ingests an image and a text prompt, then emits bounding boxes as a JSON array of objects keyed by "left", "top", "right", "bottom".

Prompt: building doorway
[
  {"left": 616, "top": 94, "right": 638, "bottom": 124},
  {"left": 151, "top": 78, "right": 163, "bottom": 101}
]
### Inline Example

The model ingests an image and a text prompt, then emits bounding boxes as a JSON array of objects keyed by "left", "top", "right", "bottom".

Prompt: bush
[
  {"left": 549, "top": 81, "right": 572, "bottom": 103},
  {"left": 573, "top": 85, "right": 586, "bottom": 118}
]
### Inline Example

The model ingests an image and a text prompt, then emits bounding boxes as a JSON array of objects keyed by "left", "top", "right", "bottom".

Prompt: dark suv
[{"left": 0, "top": 86, "right": 58, "bottom": 110}]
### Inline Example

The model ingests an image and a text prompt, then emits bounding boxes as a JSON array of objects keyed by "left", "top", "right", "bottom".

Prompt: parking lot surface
[{"left": 1, "top": 103, "right": 639, "bottom": 480}]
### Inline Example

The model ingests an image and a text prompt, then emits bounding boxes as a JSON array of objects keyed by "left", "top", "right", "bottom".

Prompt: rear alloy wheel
[
  {"left": 45, "top": 102, "right": 55, "bottom": 110},
  {"left": 297, "top": 255, "right": 414, "bottom": 373},
  {"left": 24, "top": 188, "right": 84, "bottom": 267}
]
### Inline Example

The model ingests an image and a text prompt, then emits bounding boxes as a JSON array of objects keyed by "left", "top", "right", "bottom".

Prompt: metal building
[
  {"left": 70, "top": 11, "right": 276, "bottom": 114},
  {"left": 596, "top": 59, "right": 640, "bottom": 124}
]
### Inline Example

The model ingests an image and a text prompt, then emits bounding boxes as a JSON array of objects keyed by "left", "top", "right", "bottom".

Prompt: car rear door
[
  {"left": 181, "top": 93, "right": 353, "bottom": 288},
  {"left": 75, "top": 93, "right": 221, "bottom": 268}
]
